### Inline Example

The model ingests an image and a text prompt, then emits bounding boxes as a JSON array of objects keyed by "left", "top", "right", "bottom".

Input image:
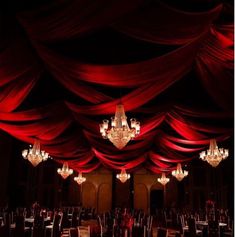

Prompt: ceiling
[{"left": 0, "top": 0, "right": 233, "bottom": 173}]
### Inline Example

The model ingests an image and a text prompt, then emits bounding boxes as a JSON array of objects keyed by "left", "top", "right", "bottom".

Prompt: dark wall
[
  {"left": 3, "top": 134, "right": 61, "bottom": 209},
  {"left": 0, "top": 131, "right": 12, "bottom": 207}
]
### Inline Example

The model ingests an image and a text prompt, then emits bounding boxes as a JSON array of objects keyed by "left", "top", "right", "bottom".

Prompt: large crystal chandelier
[
  {"left": 158, "top": 173, "right": 170, "bottom": 186},
  {"left": 199, "top": 139, "right": 229, "bottom": 167},
  {"left": 99, "top": 104, "right": 140, "bottom": 149},
  {"left": 57, "top": 162, "right": 73, "bottom": 179},
  {"left": 22, "top": 139, "right": 49, "bottom": 167},
  {"left": 172, "top": 163, "right": 188, "bottom": 181},
  {"left": 116, "top": 169, "right": 130, "bottom": 183},
  {"left": 74, "top": 172, "right": 86, "bottom": 185}
]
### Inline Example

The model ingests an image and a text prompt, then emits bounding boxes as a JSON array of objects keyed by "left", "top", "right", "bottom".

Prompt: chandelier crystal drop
[
  {"left": 74, "top": 172, "right": 86, "bottom": 185},
  {"left": 199, "top": 139, "right": 229, "bottom": 167},
  {"left": 22, "top": 139, "right": 49, "bottom": 167},
  {"left": 57, "top": 162, "right": 73, "bottom": 179},
  {"left": 99, "top": 104, "right": 140, "bottom": 149},
  {"left": 157, "top": 173, "right": 170, "bottom": 186},
  {"left": 116, "top": 169, "right": 130, "bottom": 183},
  {"left": 172, "top": 163, "right": 188, "bottom": 181}
]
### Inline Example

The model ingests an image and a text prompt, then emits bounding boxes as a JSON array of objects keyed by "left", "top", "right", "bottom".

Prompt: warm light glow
[
  {"left": 74, "top": 172, "right": 86, "bottom": 185},
  {"left": 22, "top": 139, "right": 49, "bottom": 167},
  {"left": 172, "top": 163, "right": 188, "bottom": 181},
  {"left": 57, "top": 162, "right": 73, "bottom": 179},
  {"left": 199, "top": 139, "right": 229, "bottom": 167},
  {"left": 116, "top": 169, "right": 130, "bottom": 183},
  {"left": 100, "top": 104, "right": 140, "bottom": 149},
  {"left": 157, "top": 173, "right": 170, "bottom": 186}
]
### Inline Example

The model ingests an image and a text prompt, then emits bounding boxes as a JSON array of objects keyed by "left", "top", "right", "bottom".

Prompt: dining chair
[
  {"left": 223, "top": 220, "right": 233, "bottom": 237},
  {"left": 178, "top": 215, "right": 188, "bottom": 235},
  {"left": 208, "top": 220, "right": 220, "bottom": 237},
  {"left": 69, "top": 228, "right": 79, "bottom": 237},
  {"left": 71, "top": 211, "right": 79, "bottom": 228},
  {"left": 12, "top": 215, "right": 30, "bottom": 237},
  {"left": 78, "top": 226, "right": 90, "bottom": 237},
  {"left": 44, "top": 213, "right": 62, "bottom": 237},
  {"left": 163, "top": 211, "right": 172, "bottom": 228},
  {"left": 187, "top": 217, "right": 202, "bottom": 237},
  {"left": 1, "top": 212, "right": 11, "bottom": 237},
  {"left": 157, "top": 228, "right": 168, "bottom": 237},
  {"left": 31, "top": 215, "right": 44, "bottom": 237}
]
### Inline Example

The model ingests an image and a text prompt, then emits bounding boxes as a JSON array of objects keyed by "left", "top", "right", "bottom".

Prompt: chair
[
  {"left": 97, "top": 216, "right": 104, "bottom": 237},
  {"left": 12, "top": 215, "right": 30, "bottom": 237},
  {"left": 71, "top": 211, "right": 79, "bottom": 228},
  {"left": 179, "top": 215, "right": 188, "bottom": 235},
  {"left": 44, "top": 213, "right": 62, "bottom": 237},
  {"left": 69, "top": 228, "right": 79, "bottom": 237},
  {"left": 31, "top": 215, "right": 44, "bottom": 237},
  {"left": 61, "top": 210, "right": 70, "bottom": 230},
  {"left": 223, "top": 221, "right": 233, "bottom": 237},
  {"left": 78, "top": 226, "right": 90, "bottom": 237},
  {"left": 163, "top": 211, "right": 172, "bottom": 228},
  {"left": 157, "top": 228, "right": 168, "bottom": 237},
  {"left": 187, "top": 218, "right": 202, "bottom": 237},
  {"left": 146, "top": 216, "right": 153, "bottom": 237},
  {"left": 132, "top": 225, "right": 146, "bottom": 237},
  {"left": 1, "top": 212, "right": 11, "bottom": 237},
  {"left": 208, "top": 220, "right": 220, "bottom": 237}
]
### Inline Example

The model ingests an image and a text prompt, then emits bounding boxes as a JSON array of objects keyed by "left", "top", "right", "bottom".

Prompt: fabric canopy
[{"left": 0, "top": 0, "right": 233, "bottom": 174}]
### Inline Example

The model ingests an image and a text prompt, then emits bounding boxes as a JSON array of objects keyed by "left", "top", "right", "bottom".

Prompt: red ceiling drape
[
  {"left": 0, "top": 0, "right": 233, "bottom": 173},
  {"left": 113, "top": 1, "right": 222, "bottom": 45}
]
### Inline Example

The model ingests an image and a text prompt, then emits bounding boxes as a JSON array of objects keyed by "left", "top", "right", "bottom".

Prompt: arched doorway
[
  {"left": 150, "top": 189, "right": 164, "bottom": 214},
  {"left": 81, "top": 182, "right": 96, "bottom": 208},
  {"left": 98, "top": 183, "right": 112, "bottom": 213}
]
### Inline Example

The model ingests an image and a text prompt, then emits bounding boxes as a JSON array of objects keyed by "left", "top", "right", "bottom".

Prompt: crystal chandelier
[
  {"left": 57, "top": 162, "right": 73, "bottom": 179},
  {"left": 172, "top": 163, "right": 188, "bottom": 181},
  {"left": 22, "top": 139, "right": 49, "bottom": 167},
  {"left": 99, "top": 104, "right": 140, "bottom": 149},
  {"left": 199, "top": 139, "right": 229, "bottom": 167},
  {"left": 74, "top": 172, "right": 86, "bottom": 185},
  {"left": 157, "top": 173, "right": 170, "bottom": 186},
  {"left": 116, "top": 169, "right": 130, "bottom": 183}
]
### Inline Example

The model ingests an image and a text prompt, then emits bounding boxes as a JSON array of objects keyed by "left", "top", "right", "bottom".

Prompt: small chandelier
[
  {"left": 158, "top": 173, "right": 170, "bottom": 186},
  {"left": 116, "top": 169, "right": 130, "bottom": 183},
  {"left": 99, "top": 104, "right": 140, "bottom": 149},
  {"left": 74, "top": 172, "right": 86, "bottom": 185},
  {"left": 172, "top": 163, "right": 188, "bottom": 181},
  {"left": 199, "top": 139, "right": 229, "bottom": 167},
  {"left": 22, "top": 139, "right": 49, "bottom": 167},
  {"left": 57, "top": 162, "right": 73, "bottom": 179}
]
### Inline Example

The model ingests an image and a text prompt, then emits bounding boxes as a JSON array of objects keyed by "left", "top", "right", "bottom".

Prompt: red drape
[
  {"left": 0, "top": 38, "right": 43, "bottom": 112},
  {"left": 0, "top": 0, "right": 232, "bottom": 173},
  {"left": 195, "top": 24, "right": 234, "bottom": 110},
  {"left": 114, "top": 1, "right": 222, "bottom": 45},
  {"left": 17, "top": 0, "right": 145, "bottom": 42}
]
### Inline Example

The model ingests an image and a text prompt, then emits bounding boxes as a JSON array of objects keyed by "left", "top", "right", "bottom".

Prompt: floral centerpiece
[{"left": 121, "top": 213, "right": 134, "bottom": 229}]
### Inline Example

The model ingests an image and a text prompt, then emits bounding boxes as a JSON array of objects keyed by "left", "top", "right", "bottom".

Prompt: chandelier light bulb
[
  {"left": 57, "top": 162, "right": 73, "bottom": 179},
  {"left": 74, "top": 172, "right": 86, "bottom": 185},
  {"left": 99, "top": 104, "right": 140, "bottom": 149},
  {"left": 199, "top": 139, "right": 229, "bottom": 167},
  {"left": 157, "top": 173, "right": 170, "bottom": 186},
  {"left": 172, "top": 163, "right": 188, "bottom": 181},
  {"left": 116, "top": 169, "right": 130, "bottom": 183},
  {"left": 22, "top": 139, "right": 49, "bottom": 167}
]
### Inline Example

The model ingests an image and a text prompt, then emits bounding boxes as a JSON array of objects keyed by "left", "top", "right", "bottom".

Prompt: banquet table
[
  {"left": 25, "top": 217, "right": 51, "bottom": 223},
  {"left": 196, "top": 221, "right": 227, "bottom": 227}
]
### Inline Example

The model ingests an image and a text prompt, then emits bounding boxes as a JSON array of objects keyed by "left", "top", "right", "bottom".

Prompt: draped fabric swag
[{"left": 0, "top": 0, "right": 233, "bottom": 173}]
